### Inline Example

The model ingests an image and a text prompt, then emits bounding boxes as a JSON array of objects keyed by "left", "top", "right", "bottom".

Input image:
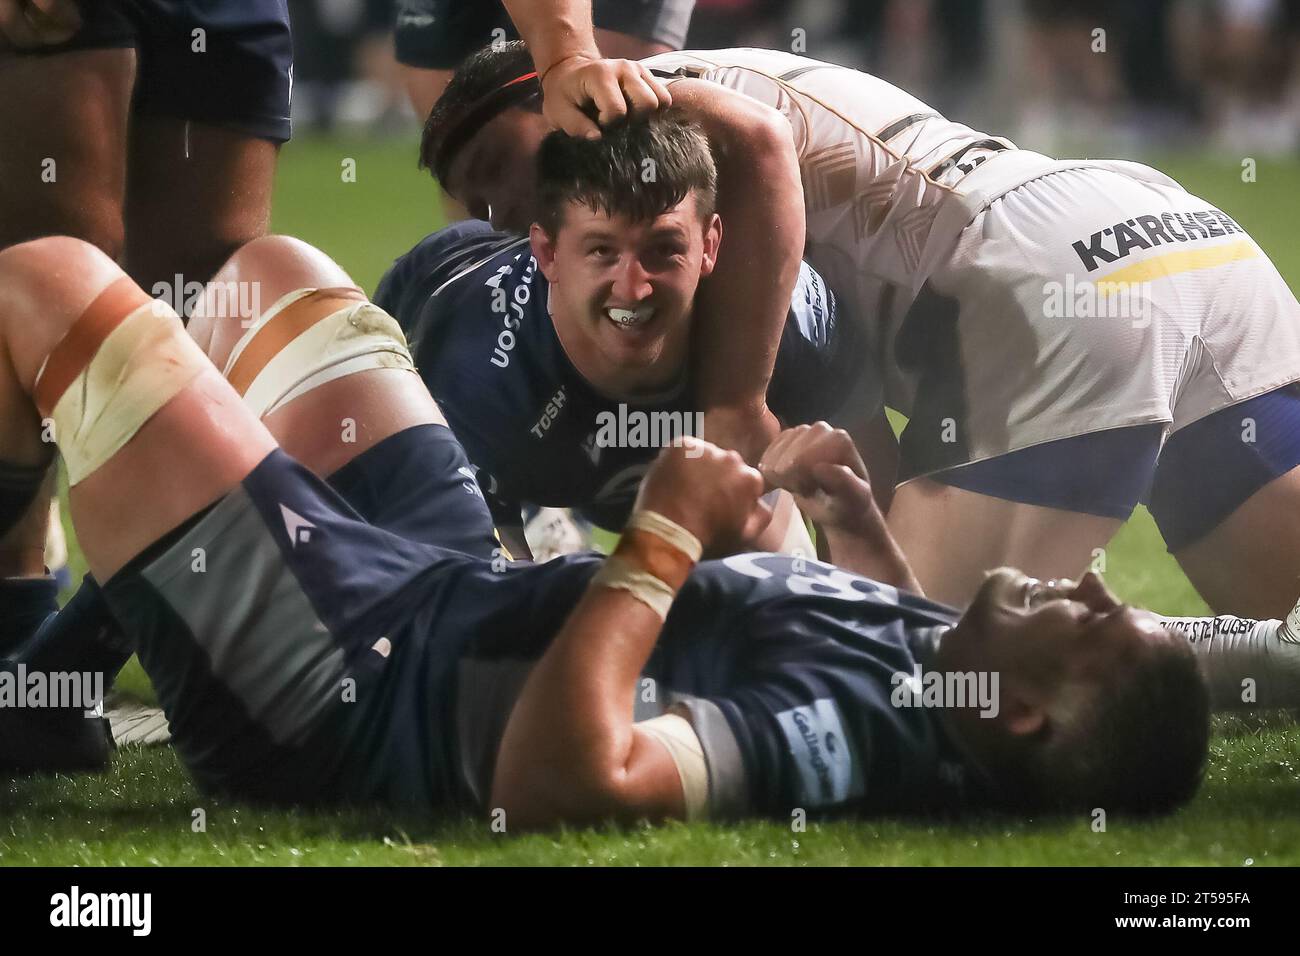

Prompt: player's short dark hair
[
  {"left": 420, "top": 40, "right": 542, "bottom": 184},
  {"left": 535, "top": 109, "right": 718, "bottom": 235},
  {"left": 1001, "top": 634, "right": 1210, "bottom": 817}
]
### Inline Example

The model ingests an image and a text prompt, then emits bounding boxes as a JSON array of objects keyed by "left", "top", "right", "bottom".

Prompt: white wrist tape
[
  {"left": 624, "top": 510, "right": 703, "bottom": 562},
  {"left": 46, "top": 301, "right": 204, "bottom": 486},
  {"left": 591, "top": 555, "right": 677, "bottom": 620},
  {"left": 223, "top": 288, "right": 417, "bottom": 419}
]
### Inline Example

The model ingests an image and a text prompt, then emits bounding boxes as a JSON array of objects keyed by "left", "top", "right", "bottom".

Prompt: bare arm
[
  {"left": 499, "top": 0, "right": 671, "bottom": 137},
  {"left": 490, "top": 439, "right": 771, "bottom": 828},
  {"left": 500, "top": 0, "right": 598, "bottom": 74},
  {"left": 667, "top": 80, "right": 807, "bottom": 464},
  {"left": 489, "top": 565, "right": 687, "bottom": 827}
]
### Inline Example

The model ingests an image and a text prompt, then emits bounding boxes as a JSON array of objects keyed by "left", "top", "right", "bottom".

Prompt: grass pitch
[{"left": 3, "top": 142, "right": 1299, "bottom": 866}]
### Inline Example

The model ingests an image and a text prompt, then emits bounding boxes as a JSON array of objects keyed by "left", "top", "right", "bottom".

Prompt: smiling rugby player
[{"left": 424, "top": 41, "right": 1300, "bottom": 619}]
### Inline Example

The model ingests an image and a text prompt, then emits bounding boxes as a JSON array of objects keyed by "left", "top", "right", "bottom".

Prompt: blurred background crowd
[{"left": 289, "top": 0, "right": 1300, "bottom": 155}]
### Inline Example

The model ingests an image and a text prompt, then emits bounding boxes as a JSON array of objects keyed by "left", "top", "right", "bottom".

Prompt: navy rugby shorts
[{"left": 29, "top": 0, "right": 293, "bottom": 142}]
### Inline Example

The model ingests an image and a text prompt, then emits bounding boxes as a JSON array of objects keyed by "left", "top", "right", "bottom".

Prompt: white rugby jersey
[{"left": 643, "top": 48, "right": 1066, "bottom": 393}]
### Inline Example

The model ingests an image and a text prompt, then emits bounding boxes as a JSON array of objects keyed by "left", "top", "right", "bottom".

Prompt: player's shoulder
[{"left": 373, "top": 220, "right": 529, "bottom": 334}]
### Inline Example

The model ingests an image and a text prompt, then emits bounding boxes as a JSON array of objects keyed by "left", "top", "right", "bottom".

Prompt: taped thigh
[
  {"left": 221, "top": 287, "right": 418, "bottom": 419},
  {"left": 33, "top": 278, "right": 206, "bottom": 486}
]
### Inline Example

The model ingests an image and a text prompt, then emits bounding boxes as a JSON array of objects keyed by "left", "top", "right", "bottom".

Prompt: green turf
[{"left": 7, "top": 142, "right": 1299, "bottom": 866}]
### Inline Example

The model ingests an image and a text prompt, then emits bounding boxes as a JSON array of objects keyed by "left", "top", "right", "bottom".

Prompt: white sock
[{"left": 1159, "top": 598, "right": 1300, "bottom": 710}]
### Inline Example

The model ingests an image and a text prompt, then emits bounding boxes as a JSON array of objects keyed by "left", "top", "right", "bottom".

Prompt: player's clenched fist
[
  {"left": 758, "top": 422, "right": 875, "bottom": 535},
  {"left": 0, "top": 0, "right": 80, "bottom": 50},
  {"left": 634, "top": 437, "right": 772, "bottom": 552}
]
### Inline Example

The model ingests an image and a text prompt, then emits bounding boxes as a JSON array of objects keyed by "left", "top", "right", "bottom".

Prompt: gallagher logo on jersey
[
  {"left": 789, "top": 260, "right": 837, "bottom": 347},
  {"left": 776, "top": 698, "right": 864, "bottom": 807}
]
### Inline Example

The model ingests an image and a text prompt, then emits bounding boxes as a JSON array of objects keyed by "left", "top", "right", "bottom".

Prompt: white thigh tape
[
  {"left": 224, "top": 290, "right": 417, "bottom": 419},
  {"left": 53, "top": 303, "right": 204, "bottom": 486}
]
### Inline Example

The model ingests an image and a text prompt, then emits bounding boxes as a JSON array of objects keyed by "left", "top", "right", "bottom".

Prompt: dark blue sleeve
[
  {"left": 373, "top": 219, "right": 503, "bottom": 336},
  {"left": 766, "top": 261, "right": 877, "bottom": 426}
]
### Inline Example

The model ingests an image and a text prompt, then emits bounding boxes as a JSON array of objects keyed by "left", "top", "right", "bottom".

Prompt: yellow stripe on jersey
[{"left": 1097, "top": 239, "right": 1259, "bottom": 287}]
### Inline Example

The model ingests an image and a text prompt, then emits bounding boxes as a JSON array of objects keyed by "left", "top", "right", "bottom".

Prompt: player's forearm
[
  {"left": 673, "top": 81, "right": 806, "bottom": 460},
  {"left": 490, "top": 590, "right": 656, "bottom": 825},
  {"left": 819, "top": 513, "right": 922, "bottom": 595},
  {"left": 500, "top": 0, "right": 600, "bottom": 75},
  {"left": 491, "top": 529, "right": 693, "bottom": 825}
]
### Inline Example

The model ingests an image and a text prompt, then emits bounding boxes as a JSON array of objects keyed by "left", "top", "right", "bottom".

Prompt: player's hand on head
[
  {"left": 636, "top": 437, "right": 773, "bottom": 552},
  {"left": 759, "top": 423, "right": 876, "bottom": 533},
  {"left": 0, "top": 0, "right": 81, "bottom": 51},
  {"left": 541, "top": 55, "right": 672, "bottom": 139}
]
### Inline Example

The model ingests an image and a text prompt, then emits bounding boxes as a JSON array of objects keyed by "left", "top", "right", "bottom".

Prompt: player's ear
[
  {"left": 530, "top": 223, "right": 559, "bottom": 282},
  {"left": 698, "top": 213, "right": 723, "bottom": 277},
  {"left": 999, "top": 693, "right": 1047, "bottom": 737}
]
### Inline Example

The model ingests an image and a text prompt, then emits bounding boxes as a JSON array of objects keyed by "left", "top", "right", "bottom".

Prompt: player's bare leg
[
  {"left": 400, "top": 66, "right": 472, "bottom": 222},
  {"left": 0, "top": 54, "right": 194, "bottom": 591},
  {"left": 401, "top": 65, "right": 453, "bottom": 129},
  {"left": 188, "top": 235, "right": 447, "bottom": 481},
  {"left": 0, "top": 48, "right": 134, "bottom": 258},
  {"left": 1172, "top": 466, "right": 1300, "bottom": 619},
  {"left": 887, "top": 478, "right": 1123, "bottom": 608},
  {"left": 0, "top": 236, "right": 275, "bottom": 582},
  {"left": 123, "top": 117, "right": 278, "bottom": 295}
]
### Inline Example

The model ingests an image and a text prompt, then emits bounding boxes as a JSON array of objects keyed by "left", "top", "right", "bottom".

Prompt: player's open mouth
[{"left": 604, "top": 306, "right": 656, "bottom": 330}]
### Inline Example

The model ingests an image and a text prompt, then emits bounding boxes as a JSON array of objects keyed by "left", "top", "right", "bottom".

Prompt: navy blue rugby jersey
[
  {"left": 339, "top": 549, "right": 982, "bottom": 815},
  {"left": 374, "top": 220, "right": 866, "bottom": 530}
]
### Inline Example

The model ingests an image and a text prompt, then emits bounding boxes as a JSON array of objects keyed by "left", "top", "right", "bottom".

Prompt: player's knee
[
  {"left": 73, "top": 212, "right": 126, "bottom": 265},
  {"left": 223, "top": 234, "right": 356, "bottom": 300},
  {"left": 0, "top": 238, "right": 124, "bottom": 369},
  {"left": 191, "top": 236, "right": 361, "bottom": 371},
  {"left": 0, "top": 235, "right": 112, "bottom": 286}
]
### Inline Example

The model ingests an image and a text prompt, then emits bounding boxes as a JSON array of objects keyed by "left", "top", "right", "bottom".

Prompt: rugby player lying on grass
[
  {"left": 425, "top": 41, "right": 1300, "bottom": 620},
  {"left": 0, "top": 234, "right": 1216, "bottom": 822},
  {"left": 375, "top": 111, "right": 867, "bottom": 559},
  {"left": 0, "top": 233, "right": 506, "bottom": 770}
]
